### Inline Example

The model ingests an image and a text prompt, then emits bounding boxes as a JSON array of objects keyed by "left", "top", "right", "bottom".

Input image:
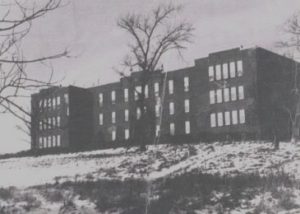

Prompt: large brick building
[{"left": 30, "top": 47, "right": 300, "bottom": 150}]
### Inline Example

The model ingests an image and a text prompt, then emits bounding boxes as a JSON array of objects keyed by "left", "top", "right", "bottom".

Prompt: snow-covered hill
[{"left": 1, "top": 141, "right": 300, "bottom": 188}]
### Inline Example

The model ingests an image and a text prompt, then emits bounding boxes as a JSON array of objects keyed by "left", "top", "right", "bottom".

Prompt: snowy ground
[
  {"left": 1, "top": 141, "right": 300, "bottom": 213},
  {"left": 0, "top": 141, "right": 300, "bottom": 188}
]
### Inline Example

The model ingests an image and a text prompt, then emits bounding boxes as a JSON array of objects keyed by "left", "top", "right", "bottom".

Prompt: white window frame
[
  {"left": 154, "top": 82, "right": 159, "bottom": 96},
  {"left": 185, "top": 121, "right": 191, "bottom": 134},
  {"left": 184, "top": 77, "right": 189, "bottom": 92},
  {"left": 124, "top": 89, "right": 129, "bottom": 102},
  {"left": 217, "top": 112, "right": 223, "bottom": 127},
  {"left": 57, "top": 116, "right": 60, "bottom": 127},
  {"left": 224, "top": 88, "right": 230, "bottom": 102},
  {"left": 99, "top": 113, "right": 103, "bottom": 125},
  {"left": 112, "top": 112, "right": 116, "bottom": 124},
  {"left": 208, "top": 66, "right": 214, "bottom": 81},
  {"left": 155, "top": 104, "right": 160, "bottom": 117},
  {"left": 145, "top": 85, "right": 149, "bottom": 98},
  {"left": 170, "top": 123, "right": 175, "bottom": 136},
  {"left": 57, "top": 135, "right": 61, "bottom": 147},
  {"left": 238, "top": 86, "right": 244, "bottom": 100},
  {"left": 169, "top": 102, "right": 174, "bottom": 115},
  {"left": 216, "top": 89, "right": 223, "bottom": 103},
  {"left": 210, "top": 113, "right": 216, "bottom": 128},
  {"left": 232, "top": 110, "right": 238, "bottom": 125},
  {"left": 237, "top": 60, "right": 243, "bottom": 76},
  {"left": 231, "top": 87, "right": 237, "bottom": 101},
  {"left": 125, "top": 129, "right": 130, "bottom": 140},
  {"left": 210, "top": 90, "right": 215, "bottom": 104},
  {"left": 168, "top": 80, "right": 174, "bottom": 94},
  {"left": 112, "top": 129, "right": 116, "bottom": 141},
  {"left": 239, "top": 109, "right": 245, "bottom": 124},
  {"left": 155, "top": 125, "right": 160, "bottom": 137},
  {"left": 225, "top": 111, "right": 231, "bottom": 126},
  {"left": 230, "top": 61, "right": 236, "bottom": 78},
  {"left": 215, "top": 64, "right": 221, "bottom": 80},
  {"left": 135, "top": 86, "right": 141, "bottom": 101},
  {"left": 136, "top": 107, "right": 141, "bottom": 119},
  {"left": 124, "top": 109, "right": 129, "bottom": 122},
  {"left": 184, "top": 99, "right": 190, "bottom": 113},
  {"left": 222, "top": 63, "right": 228, "bottom": 79},
  {"left": 99, "top": 93, "right": 103, "bottom": 106},
  {"left": 111, "top": 90, "right": 116, "bottom": 104}
]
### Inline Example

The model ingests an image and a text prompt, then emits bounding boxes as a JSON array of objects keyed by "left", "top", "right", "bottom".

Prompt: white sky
[{"left": 1, "top": 0, "right": 300, "bottom": 154}]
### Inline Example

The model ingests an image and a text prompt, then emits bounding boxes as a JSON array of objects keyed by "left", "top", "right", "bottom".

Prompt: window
[
  {"left": 111, "top": 91, "right": 116, "bottom": 104},
  {"left": 217, "top": 112, "right": 223, "bottom": 127},
  {"left": 48, "top": 98, "right": 52, "bottom": 110},
  {"left": 215, "top": 64, "right": 221, "bottom": 80},
  {"left": 137, "top": 107, "right": 141, "bottom": 119},
  {"left": 43, "top": 137, "right": 47, "bottom": 148},
  {"left": 225, "top": 111, "right": 231, "bottom": 126},
  {"left": 224, "top": 88, "right": 230, "bottom": 102},
  {"left": 43, "top": 119, "right": 47, "bottom": 130},
  {"left": 48, "top": 118, "right": 52, "bottom": 129},
  {"left": 39, "top": 121, "right": 42, "bottom": 131},
  {"left": 44, "top": 99, "right": 47, "bottom": 108},
  {"left": 168, "top": 80, "right": 174, "bottom": 94},
  {"left": 169, "top": 102, "right": 175, "bottom": 115},
  {"left": 184, "top": 77, "right": 189, "bottom": 92},
  {"left": 170, "top": 123, "right": 175, "bottom": 136},
  {"left": 155, "top": 125, "right": 160, "bottom": 136},
  {"left": 57, "top": 135, "right": 61, "bottom": 147},
  {"left": 57, "top": 116, "right": 60, "bottom": 127},
  {"left": 239, "top": 109, "right": 245, "bottom": 124},
  {"left": 135, "top": 86, "right": 141, "bottom": 100},
  {"left": 124, "top": 89, "right": 129, "bottom": 102},
  {"left": 52, "top": 117, "right": 56, "bottom": 128},
  {"left": 210, "top": 113, "right": 216, "bottom": 128},
  {"left": 231, "top": 87, "right": 237, "bottom": 101},
  {"left": 112, "top": 112, "right": 116, "bottom": 124},
  {"left": 39, "top": 137, "right": 43, "bottom": 148},
  {"left": 222, "top": 63, "right": 228, "bottom": 79},
  {"left": 185, "top": 121, "right": 191, "bottom": 134},
  {"left": 238, "top": 86, "right": 244, "bottom": 100},
  {"left": 52, "top": 135, "right": 56, "bottom": 147},
  {"left": 124, "top": 109, "right": 129, "bottom": 122},
  {"left": 48, "top": 136, "right": 51, "bottom": 148},
  {"left": 125, "top": 129, "right": 130, "bottom": 140},
  {"left": 216, "top": 89, "right": 223, "bottom": 103},
  {"left": 145, "top": 85, "right": 149, "bottom": 98},
  {"left": 64, "top": 94, "right": 69, "bottom": 104},
  {"left": 99, "top": 93, "right": 103, "bottom": 107},
  {"left": 230, "top": 61, "right": 236, "bottom": 78},
  {"left": 66, "top": 107, "right": 69, "bottom": 116},
  {"left": 210, "top": 90, "right": 215, "bottom": 104},
  {"left": 52, "top": 98, "right": 56, "bottom": 109},
  {"left": 208, "top": 66, "right": 214, "bottom": 81},
  {"left": 154, "top": 82, "right": 159, "bottom": 96},
  {"left": 237, "top": 60, "right": 243, "bottom": 76},
  {"left": 99, "top": 113, "right": 103, "bottom": 125},
  {"left": 232, "top": 110, "right": 238, "bottom": 125},
  {"left": 155, "top": 105, "right": 160, "bottom": 117},
  {"left": 112, "top": 129, "right": 116, "bottom": 141},
  {"left": 184, "top": 99, "right": 190, "bottom": 113},
  {"left": 56, "top": 96, "right": 61, "bottom": 106}
]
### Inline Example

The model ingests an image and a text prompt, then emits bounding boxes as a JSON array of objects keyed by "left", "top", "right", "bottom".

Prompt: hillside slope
[{"left": 1, "top": 141, "right": 300, "bottom": 213}]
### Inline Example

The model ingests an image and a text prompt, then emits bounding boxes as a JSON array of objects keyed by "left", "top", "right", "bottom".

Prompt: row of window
[
  {"left": 109, "top": 120, "right": 191, "bottom": 141},
  {"left": 39, "top": 116, "right": 61, "bottom": 130},
  {"left": 38, "top": 94, "right": 69, "bottom": 111},
  {"left": 209, "top": 86, "right": 244, "bottom": 104},
  {"left": 98, "top": 77, "right": 190, "bottom": 105},
  {"left": 208, "top": 60, "right": 243, "bottom": 81},
  {"left": 38, "top": 135, "right": 61, "bottom": 149},
  {"left": 98, "top": 99, "right": 190, "bottom": 125},
  {"left": 210, "top": 109, "right": 245, "bottom": 128}
]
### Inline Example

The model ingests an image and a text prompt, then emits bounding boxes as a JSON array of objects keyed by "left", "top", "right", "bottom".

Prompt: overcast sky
[{"left": 1, "top": 0, "right": 300, "bottom": 154}]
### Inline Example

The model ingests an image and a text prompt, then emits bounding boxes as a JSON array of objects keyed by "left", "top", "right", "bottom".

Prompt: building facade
[{"left": 31, "top": 47, "right": 300, "bottom": 150}]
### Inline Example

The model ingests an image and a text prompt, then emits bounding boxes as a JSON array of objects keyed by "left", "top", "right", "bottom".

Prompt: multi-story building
[{"left": 31, "top": 47, "right": 300, "bottom": 150}]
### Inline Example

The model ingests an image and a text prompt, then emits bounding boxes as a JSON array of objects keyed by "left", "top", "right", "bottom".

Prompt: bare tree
[
  {"left": 117, "top": 3, "right": 194, "bottom": 150},
  {"left": 277, "top": 12, "right": 300, "bottom": 145},
  {"left": 0, "top": 0, "right": 68, "bottom": 133}
]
